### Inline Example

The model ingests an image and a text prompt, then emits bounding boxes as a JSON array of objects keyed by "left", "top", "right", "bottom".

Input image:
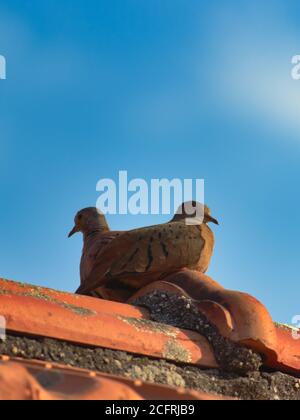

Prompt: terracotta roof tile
[
  {"left": 0, "top": 357, "right": 232, "bottom": 400},
  {"left": 128, "top": 271, "right": 300, "bottom": 375},
  {"left": 0, "top": 276, "right": 300, "bottom": 400},
  {"left": 0, "top": 278, "right": 217, "bottom": 368}
]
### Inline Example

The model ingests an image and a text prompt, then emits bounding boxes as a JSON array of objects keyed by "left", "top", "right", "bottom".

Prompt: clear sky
[{"left": 0, "top": 0, "right": 299, "bottom": 323}]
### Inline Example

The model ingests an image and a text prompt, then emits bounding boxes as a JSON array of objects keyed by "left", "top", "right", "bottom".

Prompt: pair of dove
[{"left": 69, "top": 202, "right": 219, "bottom": 298}]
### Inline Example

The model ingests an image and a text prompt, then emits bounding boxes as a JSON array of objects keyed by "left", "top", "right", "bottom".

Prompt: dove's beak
[
  {"left": 68, "top": 225, "right": 80, "bottom": 238},
  {"left": 207, "top": 215, "right": 219, "bottom": 225}
]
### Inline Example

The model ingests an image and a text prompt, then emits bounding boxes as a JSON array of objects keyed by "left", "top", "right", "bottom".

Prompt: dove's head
[
  {"left": 68, "top": 207, "right": 109, "bottom": 237},
  {"left": 172, "top": 201, "right": 219, "bottom": 225}
]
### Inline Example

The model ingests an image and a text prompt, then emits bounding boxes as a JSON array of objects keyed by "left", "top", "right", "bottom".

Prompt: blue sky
[{"left": 0, "top": 0, "right": 299, "bottom": 323}]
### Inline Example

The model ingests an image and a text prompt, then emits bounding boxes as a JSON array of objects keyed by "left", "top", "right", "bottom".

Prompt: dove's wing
[
  {"left": 77, "top": 222, "right": 204, "bottom": 295},
  {"left": 109, "top": 222, "right": 203, "bottom": 275}
]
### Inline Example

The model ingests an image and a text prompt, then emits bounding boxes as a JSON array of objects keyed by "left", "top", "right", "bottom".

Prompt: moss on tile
[
  {"left": 133, "top": 290, "right": 263, "bottom": 374},
  {"left": 0, "top": 286, "right": 95, "bottom": 317},
  {"left": 163, "top": 339, "right": 192, "bottom": 363},
  {"left": 1, "top": 333, "right": 299, "bottom": 400},
  {"left": 117, "top": 316, "right": 178, "bottom": 338},
  {"left": 275, "top": 322, "right": 300, "bottom": 334}
]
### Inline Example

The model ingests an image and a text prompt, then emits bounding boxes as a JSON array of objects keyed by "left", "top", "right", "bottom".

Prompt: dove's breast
[
  {"left": 194, "top": 224, "right": 215, "bottom": 273},
  {"left": 80, "top": 231, "right": 121, "bottom": 284}
]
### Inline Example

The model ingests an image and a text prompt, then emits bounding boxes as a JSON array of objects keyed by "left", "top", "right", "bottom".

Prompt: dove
[
  {"left": 69, "top": 202, "right": 219, "bottom": 299},
  {"left": 68, "top": 207, "right": 122, "bottom": 287}
]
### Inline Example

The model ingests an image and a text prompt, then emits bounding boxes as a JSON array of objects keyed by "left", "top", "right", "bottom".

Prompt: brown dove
[
  {"left": 69, "top": 202, "right": 219, "bottom": 298},
  {"left": 68, "top": 207, "right": 122, "bottom": 287}
]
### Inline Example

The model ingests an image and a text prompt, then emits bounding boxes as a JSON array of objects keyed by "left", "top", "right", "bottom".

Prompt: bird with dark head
[{"left": 69, "top": 202, "right": 219, "bottom": 301}]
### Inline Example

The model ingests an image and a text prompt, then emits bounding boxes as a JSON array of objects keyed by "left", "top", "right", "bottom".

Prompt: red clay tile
[
  {"left": 1, "top": 277, "right": 299, "bottom": 377},
  {"left": 0, "top": 278, "right": 217, "bottom": 369},
  {"left": 162, "top": 270, "right": 278, "bottom": 352},
  {"left": 0, "top": 278, "right": 148, "bottom": 318},
  {"left": 0, "top": 362, "right": 143, "bottom": 400},
  {"left": 0, "top": 358, "right": 232, "bottom": 400},
  {"left": 266, "top": 325, "right": 300, "bottom": 375},
  {"left": 128, "top": 270, "right": 300, "bottom": 376},
  {"left": 128, "top": 272, "right": 278, "bottom": 354}
]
